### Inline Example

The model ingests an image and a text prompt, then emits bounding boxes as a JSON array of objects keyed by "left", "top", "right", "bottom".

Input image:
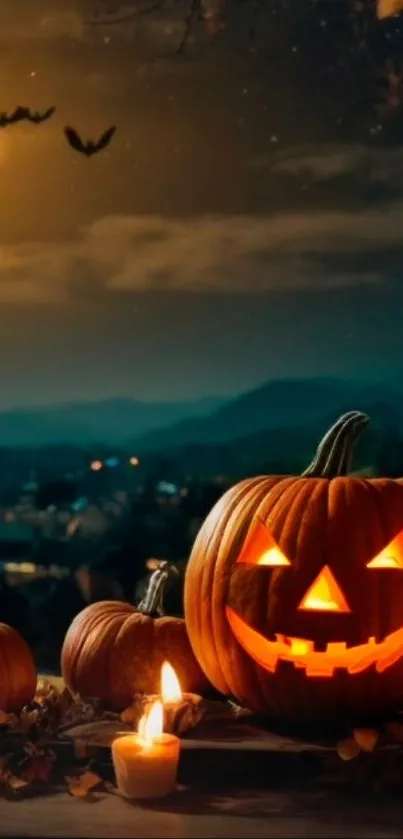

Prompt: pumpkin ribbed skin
[
  {"left": 61, "top": 600, "right": 209, "bottom": 708},
  {"left": 0, "top": 623, "right": 37, "bottom": 712},
  {"left": 184, "top": 413, "right": 403, "bottom": 726}
]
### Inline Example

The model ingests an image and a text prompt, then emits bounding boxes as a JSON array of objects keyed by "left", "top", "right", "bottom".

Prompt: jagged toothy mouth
[{"left": 226, "top": 606, "right": 403, "bottom": 678}]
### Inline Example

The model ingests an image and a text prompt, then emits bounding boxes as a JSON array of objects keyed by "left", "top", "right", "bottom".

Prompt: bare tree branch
[
  {"left": 85, "top": 0, "right": 166, "bottom": 27},
  {"left": 175, "top": 0, "right": 201, "bottom": 55}
]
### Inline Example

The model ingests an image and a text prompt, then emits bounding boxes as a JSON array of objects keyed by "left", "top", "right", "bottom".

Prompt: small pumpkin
[
  {"left": 0, "top": 623, "right": 37, "bottom": 712},
  {"left": 184, "top": 411, "right": 403, "bottom": 726},
  {"left": 61, "top": 562, "right": 209, "bottom": 708}
]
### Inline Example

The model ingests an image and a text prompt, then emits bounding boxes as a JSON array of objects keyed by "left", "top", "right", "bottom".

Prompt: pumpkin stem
[
  {"left": 137, "top": 561, "right": 180, "bottom": 617},
  {"left": 301, "top": 411, "right": 370, "bottom": 478}
]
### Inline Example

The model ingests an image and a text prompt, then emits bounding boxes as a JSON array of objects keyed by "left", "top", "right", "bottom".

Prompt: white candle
[{"left": 112, "top": 700, "right": 180, "bottom": 799}]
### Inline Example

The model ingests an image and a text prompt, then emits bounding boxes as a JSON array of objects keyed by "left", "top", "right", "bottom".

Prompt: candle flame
[
  {"left": 138, "top": 700, "right": 163, "bottom": 745},
  {"left": 161, "top": 661, "right": 182, "bottom": 702}
]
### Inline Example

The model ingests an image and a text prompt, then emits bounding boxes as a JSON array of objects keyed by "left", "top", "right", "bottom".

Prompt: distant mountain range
[
  {"left": 135, "top": 376, "right": 403, "bottom": 454},
  {"left": 0, "top": 376, "right": 402, "bottom": 452},
  {"left": 0, "top": 396, "right": 226, "bottom": 447}
]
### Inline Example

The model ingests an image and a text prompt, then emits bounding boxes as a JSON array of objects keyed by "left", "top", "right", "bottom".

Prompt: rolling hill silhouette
[
  {"left": 0, "top": 396, "right": 225, "bottom": 447},
  {"left": 135, "top": 376, "right": 403, "bottom": 454}
]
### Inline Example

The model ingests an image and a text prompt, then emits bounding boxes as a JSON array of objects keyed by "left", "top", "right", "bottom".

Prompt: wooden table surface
[
  {"left": 1, "top": 678, "right": 403, "bottom": 838},
  {"left": 1, "top": 784, "right": 402, "bottom": 839},
  {"left": 1, "top": 732, "right": 403, "bottom": 839}
]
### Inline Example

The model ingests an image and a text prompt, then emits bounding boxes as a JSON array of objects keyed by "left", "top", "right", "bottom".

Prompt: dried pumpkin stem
[
  {"left": 301, "top": 411, "right": 369, "bottom": 478},
  {"left": 137, "top": 562, "right": 180, "bottom": 617}
]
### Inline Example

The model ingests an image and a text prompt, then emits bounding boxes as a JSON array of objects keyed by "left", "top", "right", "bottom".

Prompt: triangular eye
[
  {"left": 298, "top": 566, "right": 350, "bottom": 612},
  {"left": 367, "top": 530, "right": 403, "bottom": 569},
  {"left": 367, "top": 555, "right": 403, "bottom": 569},
  {"left": 237, "top": 520, "right": 291, "bottom": 567}
]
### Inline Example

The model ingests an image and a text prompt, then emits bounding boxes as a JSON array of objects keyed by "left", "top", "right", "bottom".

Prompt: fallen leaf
[
  {"left": 19, "top": 710, "right": 39, "bottom": 734},
  {"left": 67, "top": 780, "right": 92, "bottom": 799},
  {"left": 120, "top": 706, "right": 137, "bottom": 724},
  {"left": 337, "top": 737, "right": 361, "bottom": 761},
  {"left": 66, "top": 770, "right": 103, "bottom": 799},
  {"left": 24, "top": 755, "right": 54, "bottom": 784},
  {"left": 353, "top": 728, "right": 379, "bottom": 753},
  {"left": 80, "top": 770, "right": 102, "bottom": 789},
  {"left": 227, "top": 701, "right": 250, "bottom": 718},
  {"left": 8, "top": 776, "right": 29, "bottom": 792}
]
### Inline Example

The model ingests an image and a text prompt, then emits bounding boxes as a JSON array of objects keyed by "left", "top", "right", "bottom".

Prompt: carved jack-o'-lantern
[{"left": 184, "top": 412, "right": 403, "bottom": 725}]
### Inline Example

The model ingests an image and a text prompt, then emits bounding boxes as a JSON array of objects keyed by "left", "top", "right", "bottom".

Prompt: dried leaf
[
  {"left": 8, "top": 776, "right": 29, "bottom": 792},
  {"left": 228, "top": 701, "right": 250, "bottom": 719},
  {"left": 337, "top": 737, "right": 361, "bottom": 761},
  {"left": 68, "top": 784, "right": 91, "bottom": 799},
  {"left": 80, "top": 770, "right": 103, "bottom": 790},
  {"left": 19, "top": 710, "right": 39, "bottom": 734},
  {"left": 120, "top": 706, "right": 137, "bottom": 724},
  {"left": 66, "top": 770, "right": 102, "bottom": 799},
  {"left": 4, "top": 713, "right": 19, "bottom": 729},
  {"left": 353, "top": 728, "right": 379, "bottom": 753},
  {"left": 24, "top": 755, "right": 54, "bottom": 784}
]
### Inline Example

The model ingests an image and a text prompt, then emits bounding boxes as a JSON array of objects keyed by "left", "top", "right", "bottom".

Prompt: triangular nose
[{"left": 298, "top": 566, "right": 350, "bottom": 613}]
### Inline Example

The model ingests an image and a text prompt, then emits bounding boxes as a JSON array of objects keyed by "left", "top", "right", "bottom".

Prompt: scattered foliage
[
  {"left": 4, "top": 678, "right": 403, "bottom": 800},
  {"left": 0, "top": 679, "right": 116, "bottom": 801},
  {"left": 334, "top": 720, "right": 403, "bottom": 793}
]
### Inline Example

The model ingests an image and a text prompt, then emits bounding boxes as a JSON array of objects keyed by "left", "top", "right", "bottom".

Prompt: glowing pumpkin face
[
  {"left": 184, "top": 412, "right": 403, "bottom": 725},
  {"left": 226, "top": 518, "right": 403, "bottom": 679}
]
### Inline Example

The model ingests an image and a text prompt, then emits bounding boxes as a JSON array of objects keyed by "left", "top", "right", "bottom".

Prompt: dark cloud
[
  {"left": 0, "top": 205, "right": 401, "bottom": 306},
  {"left": 268, "top": 142, "right": 403, "bottom": 190}
]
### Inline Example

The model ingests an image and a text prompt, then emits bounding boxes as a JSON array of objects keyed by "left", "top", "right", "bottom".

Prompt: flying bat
[
  {"left": 63, "top": 125, "right": 116, "bottom": 157},
  {"left": 0, "top": 106, "right": 28, "bottom": 127},
  {"left": 0, "top": 105, "right": 55, "bottom": 127},
  {"left": 25, "top": 106, "right": 56, "bottom": 124}
]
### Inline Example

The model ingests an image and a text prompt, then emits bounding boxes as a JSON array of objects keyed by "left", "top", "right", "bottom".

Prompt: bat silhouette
[
  {"left": 0, "top": 106, "right": 28, "bottom": 127},
  {"left": 25, "top": 106, "right": 55, "bottom": 124},
  {"left": 63, "top": 125, "right": 116, "bottom": 156},
  {"left": 0, "top": 105, "right": 55, "bottom": 127}
]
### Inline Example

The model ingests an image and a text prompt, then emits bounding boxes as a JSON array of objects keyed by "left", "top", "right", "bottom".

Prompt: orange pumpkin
[
  {"left": 184, "top": 411, "right": 403, "bottom": 726},
  {"left": 0, "top": 623, "right": 37, "bottom": 712},
  {"left": 61, "top": 563, "right": 209, "bottom": 708}
]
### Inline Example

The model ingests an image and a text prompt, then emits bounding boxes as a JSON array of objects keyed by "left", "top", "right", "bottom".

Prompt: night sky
[{"left": 1, "top": 0, "right": 403, "bottom": 408}]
